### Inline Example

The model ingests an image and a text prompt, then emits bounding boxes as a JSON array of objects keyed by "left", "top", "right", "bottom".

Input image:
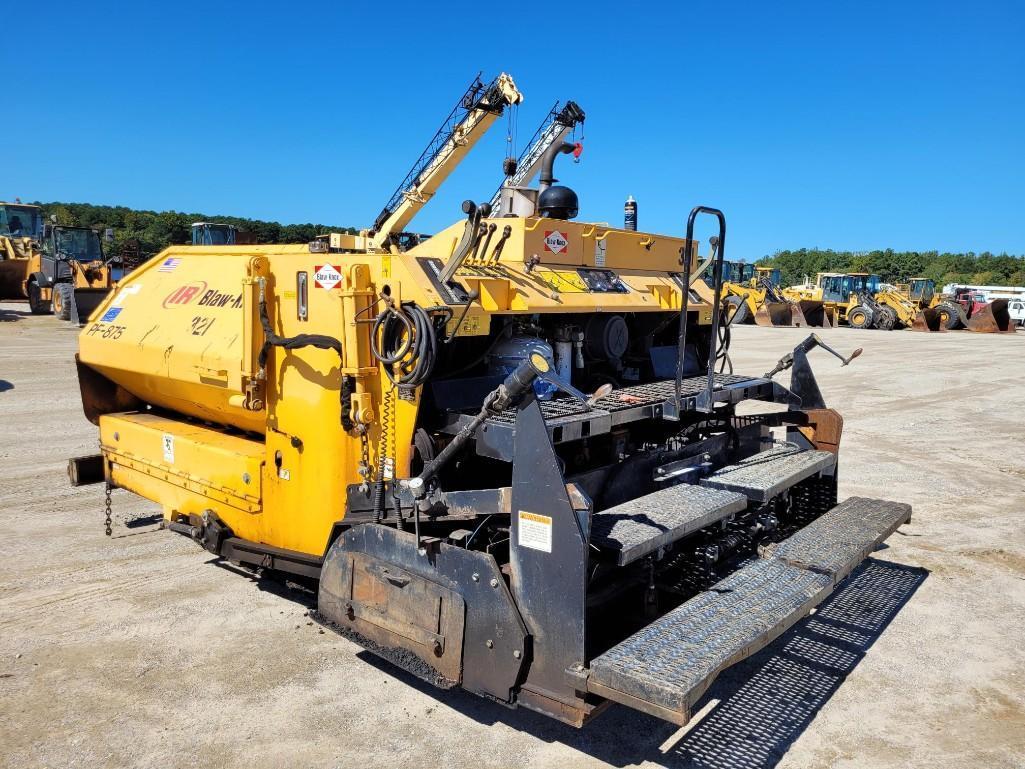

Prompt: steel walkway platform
[
  {"left": 589, "top": 485, "right": 748, "bottom": 566},
  {"left": 587, "top": 496, "right": 911, "bottom": 724},
  {"left": 440, "top": 374, "right": 776, "bottom": 462},
  {"left": 763, "top": 496, "right": 912, "bottom": 585},
  {"left": 700, "top": 446, "right": 836, "bottom": 502}
]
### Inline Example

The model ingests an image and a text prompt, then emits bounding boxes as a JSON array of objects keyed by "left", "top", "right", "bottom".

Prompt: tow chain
[
  {"left": 357, "top": 425, "right": 372, "bottom": 493},
  {"left": 104, "top": 483, "right": 113, "bottom": 537}
]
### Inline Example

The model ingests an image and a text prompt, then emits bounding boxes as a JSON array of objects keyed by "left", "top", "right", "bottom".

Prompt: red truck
[{"left": 943, "top": 287, "right": 1014, "bottom": 332}]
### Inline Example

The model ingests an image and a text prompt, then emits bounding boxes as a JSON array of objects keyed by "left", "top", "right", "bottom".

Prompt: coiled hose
[
  {"left": 371, "top": 302, "right": 444, "bottom": 388},
  {"left": 368, "top": 301, "right": 446, "bottom": 519}
]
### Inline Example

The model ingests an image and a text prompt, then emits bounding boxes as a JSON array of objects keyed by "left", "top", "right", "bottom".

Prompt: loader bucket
[
  {"left": 797, "top": 300, "right": 832, "bottom": 328},
  {"left": 754, "top": 301, "right": 798, "bottom": 327},
  {"left": 966, "top": 299, "right": 1015, "bottom": 333},
  {"left": 910, "top": 307, "right": 946, "bottom": 332},
  {"left": 788, "top": 302, "right": 809, "bottom": 327},
  {"left": 72, "top": 288, "right": 113, "bottom": 324},
  {"left": 0, "top": 259, "right": 28, "bottom": 300}
]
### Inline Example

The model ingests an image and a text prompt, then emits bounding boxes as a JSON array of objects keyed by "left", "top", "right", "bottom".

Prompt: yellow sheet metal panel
[
  {"left": 582, "top": 226, "right": 689, "bottom": 272},
  {"left": 79, "top": 246, "right": 288, "bottom": 433},
  {"left": 409, "top": 216, "right": 693, "bottom": 275},
  {"left": 258, "top": 266, "right": 355, "bottom": 553},
  {"left": 108, "top": 461, "right": 261, "bottom": 539},
  {"left": 100, "top": 412, "right": 262, "bottom": 502},
  {"left": 100, "top": 412, "right": 264, "bottom": 540}
]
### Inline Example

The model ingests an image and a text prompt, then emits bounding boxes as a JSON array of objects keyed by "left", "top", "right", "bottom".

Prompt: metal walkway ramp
[
  {"left": 763, "top": 496, "right": 912, "bottom": 585},
  {"left": 700, "top": 446, "right": 836, "bottom": 502},
  {"left": 587, "top": 497, "right": 911, "bottom": 724},
  {"left": 590, "top": 485, "right": 748, "bottom": 566}
]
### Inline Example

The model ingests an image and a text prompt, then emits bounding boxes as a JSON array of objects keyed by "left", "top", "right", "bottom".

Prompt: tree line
[
  {"left": 31, "top": 201, "right": 357, "bottom": 260},
  {"left": 758, "top": 248, "right": 1025, "bottom": 288}
]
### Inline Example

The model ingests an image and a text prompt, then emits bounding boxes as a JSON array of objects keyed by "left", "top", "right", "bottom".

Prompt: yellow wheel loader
[
  {"left": 898, "top": 280, "right": 1015, "bottom": 333},
  {"left": 69, "top": 107, "right": 911, "bottom": 729},
  {"left": 722, "top": 264, "right": 830, "bottom": 327},
  {"left": 785, "top": 273, "right": 891, "bottom": 329},
  {"left": 900, "top": 278, "right": 1013, "bottom": 333},
  {"left": 25, "top": 224, "right": 118, "bottom": 322},
  {"left": 872, "top": 286, "right": 946, "bottom": 332},
  {"left": 893, "top": 278, "right": 958, "bottom": 331},
  {"left": 0, "top": 202, "right": 43, "bottom": 300}
]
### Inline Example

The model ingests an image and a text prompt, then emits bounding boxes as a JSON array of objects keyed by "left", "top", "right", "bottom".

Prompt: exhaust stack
[{"left": 536, "top": 141, "right": 579, "bottom": 220}]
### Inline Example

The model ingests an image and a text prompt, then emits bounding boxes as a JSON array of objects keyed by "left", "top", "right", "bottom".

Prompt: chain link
[
  {"left": 357, "top": 425, "right": 372, "bottom": 493},
  {"left": 104, "top": 484, "right": 112, "bottom": 537}
]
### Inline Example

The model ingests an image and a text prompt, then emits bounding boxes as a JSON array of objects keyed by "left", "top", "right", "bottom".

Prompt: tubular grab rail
[{"left": 674, "top": 206, "right": 727, "bottom": 415}]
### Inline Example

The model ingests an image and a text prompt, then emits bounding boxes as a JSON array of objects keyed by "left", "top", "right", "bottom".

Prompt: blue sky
[{"left": 5, "top": 0, "right": 1023, "bottom": 257}]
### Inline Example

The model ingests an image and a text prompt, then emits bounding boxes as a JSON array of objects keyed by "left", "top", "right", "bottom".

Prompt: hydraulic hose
[
  {"left": 369, "top": 301, "right": 446, "bottom": 520},
  {"left": 371, "top": 302, "right": 443, "bottom": 389},
  {"left": 258, "top": 298, "right": 343, "bottom": 366},
  {"left": 716, "top": 306, "right": 733, "bottom": 374},
  {"left": 258, "top": 286, "right": 352, "bottom": 429}
]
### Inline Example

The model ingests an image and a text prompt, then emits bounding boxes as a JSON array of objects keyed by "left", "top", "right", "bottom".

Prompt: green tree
[
  {"left": 759, "top": 247, "right": 1024, "bottom": 288},
  {"left": 30, "top": 201, "right": 354, "bottom": 259}
]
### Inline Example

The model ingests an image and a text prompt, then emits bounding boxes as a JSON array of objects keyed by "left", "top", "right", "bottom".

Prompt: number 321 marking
[{"left": 191, "top": 316, "right": 215, "bottom": 336}]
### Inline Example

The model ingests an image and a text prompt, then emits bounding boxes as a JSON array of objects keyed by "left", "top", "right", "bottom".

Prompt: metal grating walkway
[
  {"left": 590, "top": 485, "right": 748, "bottom": 566},
  {"left": 484, "top": 373, "right": 760, "bottom": 425},
  {"left": 762, "top": 496, "right": 912, "bottom": 585},
  {"left": 700, "top": 446, "right": 836, "bottom": 502},
  {"left": 587, "top": 496, "right": 911, "bottom": 724},
  {"left": 589, "top": 558, "right": 831, "bottom": 723},
  {"left": 445, "top": 374, "right": 775, "bottom": 462}
]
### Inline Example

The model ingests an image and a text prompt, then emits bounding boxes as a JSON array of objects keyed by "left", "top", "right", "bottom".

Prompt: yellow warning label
[
  {"left": 446, "top": 313, "right": 485, "bottom": 337},
  {"left": 536, "top": 269, "right": 587, "bottom": 293},
  {"left": 518, "top": 511, "right": 553, "bottom": 553}
]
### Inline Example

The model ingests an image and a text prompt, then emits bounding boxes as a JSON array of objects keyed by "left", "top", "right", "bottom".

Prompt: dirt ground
[{"left": 1, "top": 299, "right": 1024, "bottom": 769}]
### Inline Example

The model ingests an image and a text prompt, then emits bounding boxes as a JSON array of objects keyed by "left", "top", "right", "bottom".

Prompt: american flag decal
[{"left": 157, "top": 258, "right": 181, "bottom": 273}]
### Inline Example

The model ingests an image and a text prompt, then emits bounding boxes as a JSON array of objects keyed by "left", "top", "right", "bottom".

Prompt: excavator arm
[{"left": 368, "top": 73, "right": 523, "bottom": 252}]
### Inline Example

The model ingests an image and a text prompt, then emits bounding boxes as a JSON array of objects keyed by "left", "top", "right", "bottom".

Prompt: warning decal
[
  {"left": 543, "top": 231, "right": 568, "bottom": 255},
  {"left": 314, "top": 264, "right": 343, "bottom": 289},
  {"left": 518, "top": 511, "right": 553, "bottom": 553},
  {"left": 162, "top": 433, "right": 175, "bottom": 463}
]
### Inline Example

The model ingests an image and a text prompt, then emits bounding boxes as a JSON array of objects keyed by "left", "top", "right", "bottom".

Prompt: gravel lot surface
[{"left": 2, "top": 300, "right": 1023, "bottom": 769}]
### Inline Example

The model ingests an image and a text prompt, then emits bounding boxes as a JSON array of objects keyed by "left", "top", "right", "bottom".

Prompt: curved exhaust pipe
[{"left": 539, "top": 141, "right": 577, "bottom": 194}]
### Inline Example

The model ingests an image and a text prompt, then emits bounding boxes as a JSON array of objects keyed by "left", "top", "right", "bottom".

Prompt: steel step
[
  {"left": 761, "top": 496, "right": 912, "bottom": 585},
  {"left": 588, "top": 558, "right": 831, "bottom": 723},
  {"left": 699, "top": 446, "right": 836, "bottom": 502},
  {"left": 586, "top": 496, "right": 910, "bottom": 724},
  {"left": 590, "top": 485, "right": 748, "bottom": 566}
]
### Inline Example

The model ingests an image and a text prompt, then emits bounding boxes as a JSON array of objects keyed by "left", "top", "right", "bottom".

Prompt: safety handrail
[{"left": 674, "top": 206, "right": 727, "bottom": 415}]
